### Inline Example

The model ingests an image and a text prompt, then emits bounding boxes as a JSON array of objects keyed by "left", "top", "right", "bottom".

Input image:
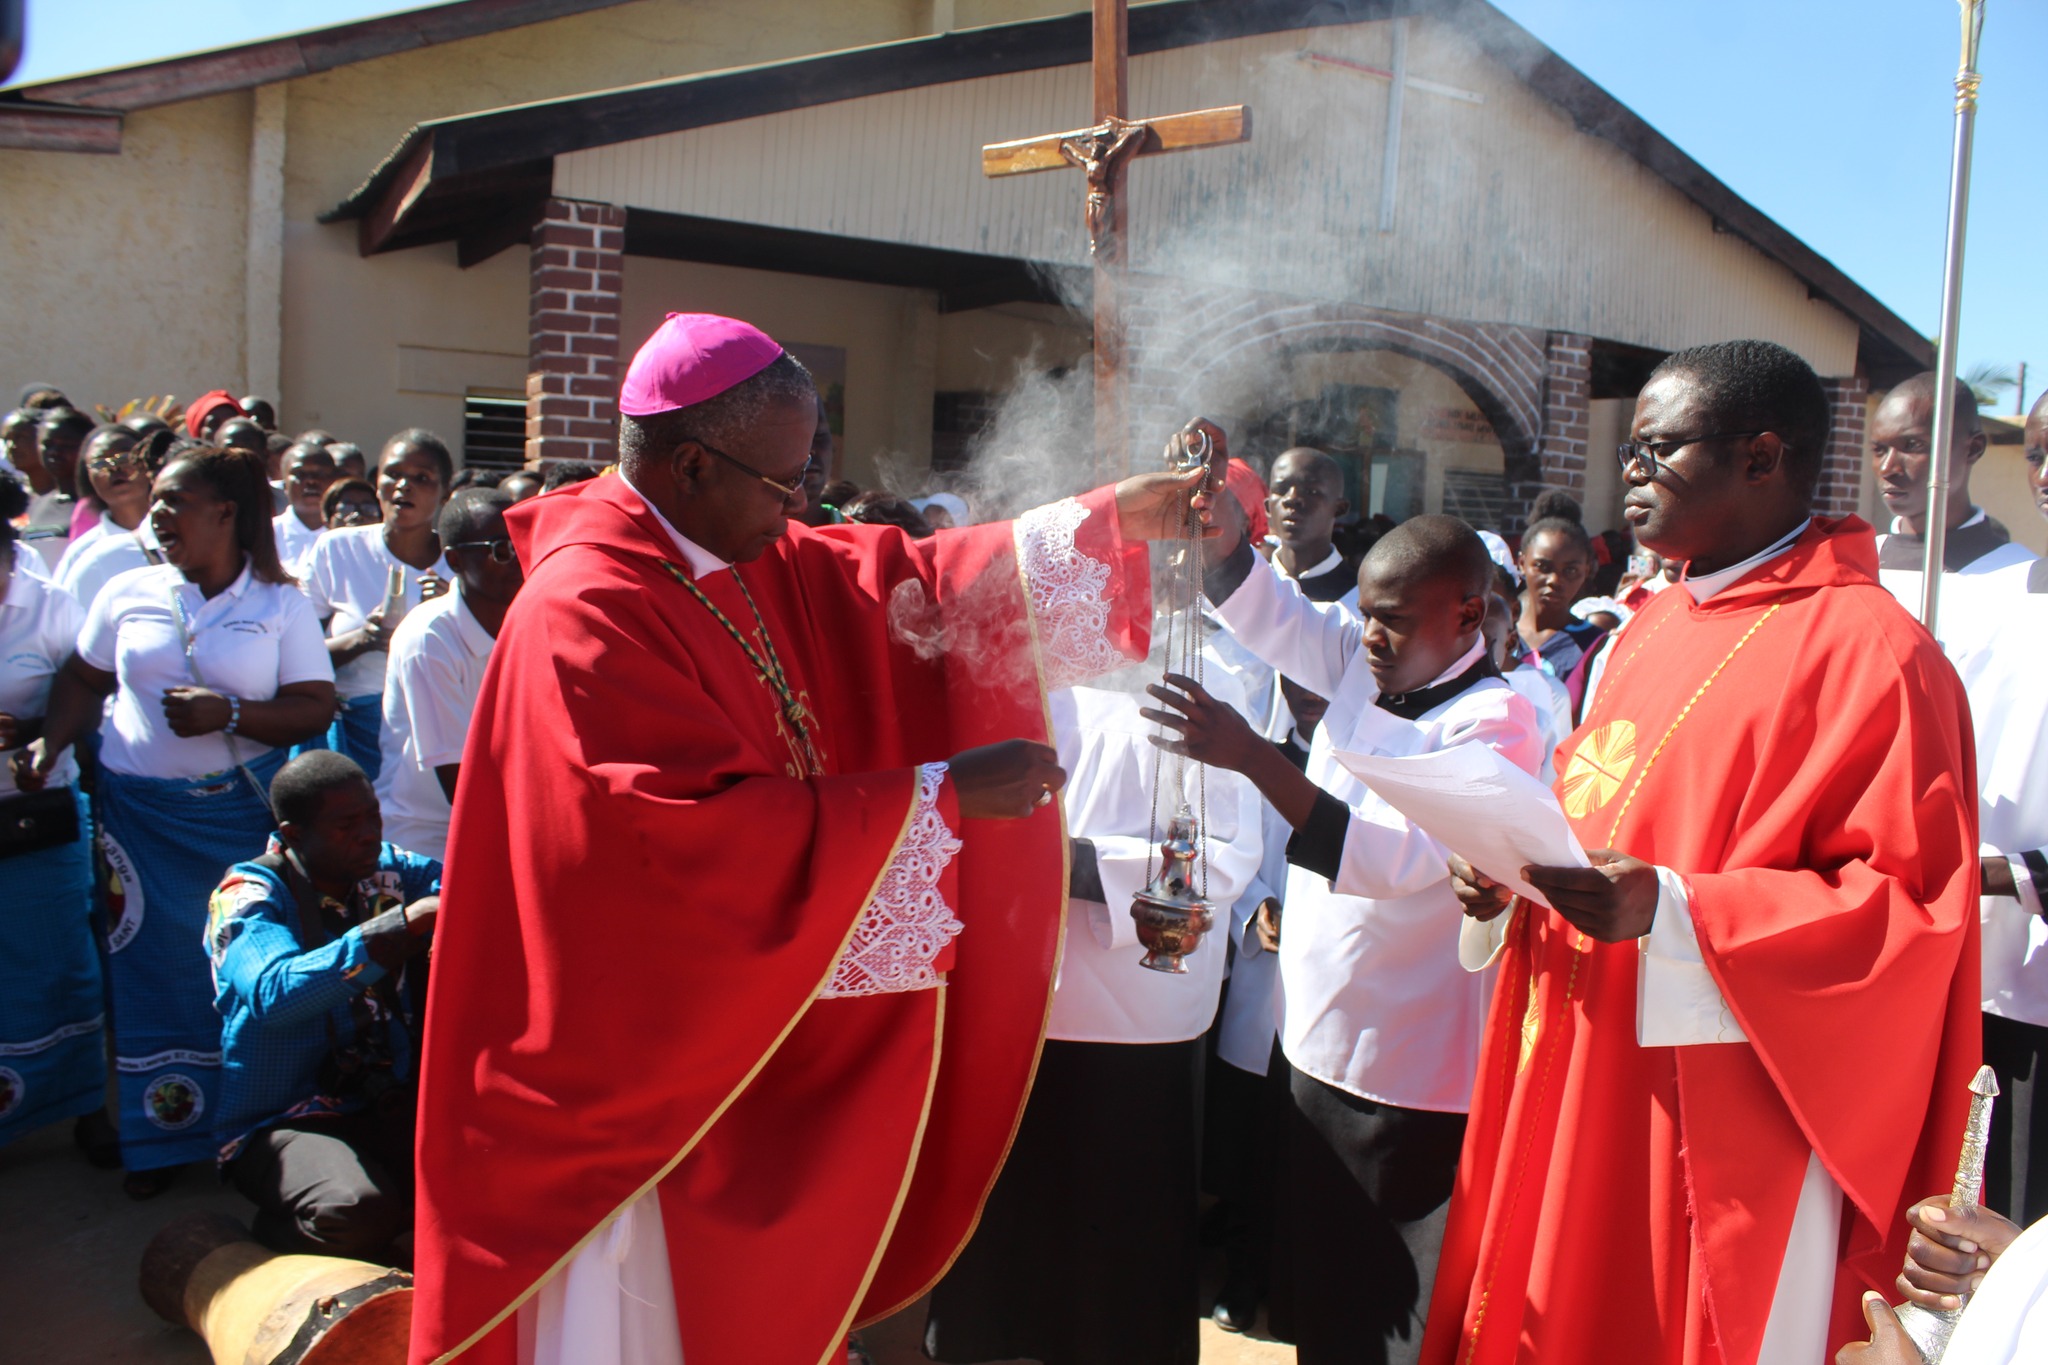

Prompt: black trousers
[
  {"left": 227, "top": 1100, "right": 415, "bottom": 1265},
  {"left": 925, "top": 1038, "right": 1203, "bottom": 1365},
  {"left": 1268, "top": 1064, "right": 1466, "bottom": 1365},
  {"left": 1984, "top": 1011, "right": 2048, "bottom": 1227}
]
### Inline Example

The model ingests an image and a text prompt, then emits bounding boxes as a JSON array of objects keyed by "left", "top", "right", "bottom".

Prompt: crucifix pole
[
  {"left": 980, "top": 0, "right": 1249, "bottom": 484},
  {"left": 1092, "top": 0, "right": 1130, "bottom": 482}
]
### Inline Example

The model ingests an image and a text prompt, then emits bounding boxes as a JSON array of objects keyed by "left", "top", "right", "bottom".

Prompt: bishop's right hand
[
  {"left": 947, "top": 740, "right": 1066, "bottom": 820},
  {"left": 1448, "top": 853, "right": 1514, "bottom": 923}
]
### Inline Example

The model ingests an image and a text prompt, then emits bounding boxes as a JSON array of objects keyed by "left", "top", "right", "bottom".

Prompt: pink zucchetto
[{"left": 618, "top": 312, "right": 784, "bottom": 418}]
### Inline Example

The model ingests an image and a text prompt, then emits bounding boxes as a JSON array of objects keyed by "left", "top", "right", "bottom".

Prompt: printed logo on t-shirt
[
  {"left": 143, "top": 1073, "right": 204, "bottom": 1131},
  {"left": 100, "top": 830, "right": 144, "bottom": 954},
  {"left": 0, "top": 1067, "right": 22, "bottom": 1119},
  {"left": 6, "top": 649, "right": 50, "bottom": 672},
  {"left": 221, "top": 619, "right": 271, "bottom": 636}
]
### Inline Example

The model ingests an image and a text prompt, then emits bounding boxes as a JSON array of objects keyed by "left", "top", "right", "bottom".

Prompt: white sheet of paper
[{"left": 1329, "top": 741, "right": 1589, "bottom": 908}]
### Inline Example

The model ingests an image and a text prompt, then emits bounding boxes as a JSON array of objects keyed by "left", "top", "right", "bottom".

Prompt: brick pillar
[
  {"left": 526, "top": 198, "right": 626, "bottom": 466},
  {"left": 1506, "top": 332, "right": 1591, "bottom": 533},
  {"left": 1814, "top": 376, "right": 1869, "bottom": 521}
]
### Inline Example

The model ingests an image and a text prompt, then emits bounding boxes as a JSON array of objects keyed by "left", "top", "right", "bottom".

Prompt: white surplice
[{"left": 1210, "top": 552, "right": 1544, "bottom": 1113}]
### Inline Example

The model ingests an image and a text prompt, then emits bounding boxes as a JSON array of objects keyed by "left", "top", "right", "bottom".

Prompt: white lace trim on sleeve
[
  {"left": 820, "top": 763, "right": 965, "bottom": 999},
  {"left": 1014, "top": 498, "right": 1127, "bottom": 692}
]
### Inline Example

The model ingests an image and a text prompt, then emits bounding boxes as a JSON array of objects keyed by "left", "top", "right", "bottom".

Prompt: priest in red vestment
[
  {"left": 1426, "top": 340, "right": 1981, "bottom": 1365},
  {"left": 407, "top": 314, "right": 1211, "bottom": 1365}
]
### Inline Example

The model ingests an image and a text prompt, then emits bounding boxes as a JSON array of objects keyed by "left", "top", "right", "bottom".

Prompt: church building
[{"left": 1, "top": 0, "right": 1937, "bottom": 536}]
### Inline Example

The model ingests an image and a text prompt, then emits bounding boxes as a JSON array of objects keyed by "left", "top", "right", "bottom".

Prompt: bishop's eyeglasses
[
  {"left": 690, "top": 438, "right": 814, "bottom": 499},
  {"left": 1616, "top": 431, "right": 1764, "bottom": 479}
]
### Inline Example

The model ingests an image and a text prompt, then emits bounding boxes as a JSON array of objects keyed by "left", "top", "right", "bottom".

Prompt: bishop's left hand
[
  {"left": 1523, "top": 849, "right": 1658, "bottom": 942},
  {"left": 162, "top": 687, "right": 232, "bottom": 737},
  {"left": 1141, "top": 673, "right": 1264, "bottom": 775},
  {"left": 1833, "top": 1292, "right": 1925, "bottom": 1365}
]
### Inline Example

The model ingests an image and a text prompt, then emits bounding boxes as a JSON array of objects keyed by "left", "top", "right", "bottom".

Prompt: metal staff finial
[
  {"left": 1917, "top": 0, "right": 1987, "bottom": 639},
  {"left": 1895, "top": 1064, "right": 2000, "bottom": 1361}
]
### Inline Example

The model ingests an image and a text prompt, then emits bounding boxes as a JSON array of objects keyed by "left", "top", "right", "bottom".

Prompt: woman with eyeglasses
[
  {"left": 16, "top": 446, "right": 336, "bottom": 1194},
  {"left": 301, "top": 430, "right": 451, "bottom": 780},
  {"left": 54, "top": 428, "right": 187, "bottom": 614},
  {"left": 0, "top": 472, "right": 110, "bottom": 1161},
  {"left": 377, "top": 488, "right": 524, "bottom": 862},
  {"left": 53, "top": 427, "right": 150, "bottom": 581},
  {"left": 321, "top": 477, "right": 381, "bottom": 529}
]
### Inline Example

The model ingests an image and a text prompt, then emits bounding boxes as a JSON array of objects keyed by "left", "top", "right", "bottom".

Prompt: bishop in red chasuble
[
  {"left": 1424, "top": 342, "right": 1981, "bottom": 1365},
  {"left": 408, "top": 315, "right": 1201, "bottom": 1365}
]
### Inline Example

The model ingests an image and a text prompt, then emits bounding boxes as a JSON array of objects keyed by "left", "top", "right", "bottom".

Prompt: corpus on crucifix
[{"left": 981, "top": 0, "right": 1250, "bottom": 481}]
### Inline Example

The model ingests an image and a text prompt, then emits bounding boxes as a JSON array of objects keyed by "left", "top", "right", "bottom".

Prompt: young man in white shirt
[
  {"left": 1147, "top": 491, "right": 1542, "bottom": 1365},
  {"left": 925, "top": 643, "right": 1264, "bottom": 1365},
  {"left": 376, "top": 490, "right": 523, "bottom": 862},
  {"left": 272, "top": 442, "right": 337, "bottom": 581}
]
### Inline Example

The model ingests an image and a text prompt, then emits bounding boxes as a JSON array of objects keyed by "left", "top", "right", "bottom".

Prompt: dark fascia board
[
  {"left": 325, "top": 0, "right": 1413, "bottom": 223},
  {"left": 0, "top": 0, "right": 639, "bottom": 112},
  {"left": 325, "top": 0, "right": 1928, "bottom": 377},
  {"left": 0, "top": 99, "right": 122, "bottom": 153}
]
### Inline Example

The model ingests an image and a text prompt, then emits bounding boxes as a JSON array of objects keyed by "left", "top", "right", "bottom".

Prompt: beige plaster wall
[
  {"left": 1972, "top": 445, "right": 2046, "bottom": 555},
  {"left": 0, "top": 93, "right": 250, "bottom": 413},
  {"left": 1, "top": 0, "right": 1077, "bottom": 445},
  {"left": 933, "top": 302, "right": 1090, "bottom": 392}
]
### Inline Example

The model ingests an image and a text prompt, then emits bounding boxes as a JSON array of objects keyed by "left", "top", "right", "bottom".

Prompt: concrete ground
[{"left": 0, "top": 1114, "right": 1293, "bottom": 1364}]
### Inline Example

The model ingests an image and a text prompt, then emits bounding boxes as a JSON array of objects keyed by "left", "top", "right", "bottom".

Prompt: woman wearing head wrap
[
  {"left": 16, "top": 447, "right": 336, "bottom": 1192},
  {"left": 0, "top": 472, "right": 109, "bottom": 1158}
]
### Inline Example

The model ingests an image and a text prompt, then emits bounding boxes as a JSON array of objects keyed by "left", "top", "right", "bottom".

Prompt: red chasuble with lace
[
  {"left": 408, "top": 476, "right": 1149, "bottom": 1365},
  {"left": 1422, "top": 518, "right": 1981, "bottom": 1365}
]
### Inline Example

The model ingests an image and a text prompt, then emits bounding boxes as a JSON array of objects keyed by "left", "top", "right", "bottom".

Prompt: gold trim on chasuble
[
  {"left": 865, "top": 522, "right": 1075, "bottom": 1321},
  {"left": 1481, "top": 600, "right": 1787, "bottom": 1359}
]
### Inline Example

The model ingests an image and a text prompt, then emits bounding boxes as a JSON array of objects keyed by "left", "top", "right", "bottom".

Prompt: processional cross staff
[
  {"left": 980, "top": 0, "right": 1251, "bottom": 482},
  {"left": 1917, "top": 0, "right": 1988, "bottom": 639}
]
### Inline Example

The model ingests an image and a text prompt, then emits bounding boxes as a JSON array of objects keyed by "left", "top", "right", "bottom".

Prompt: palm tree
[{"left": 1962, "top": 362, "right": 2016, "bottom": 410}]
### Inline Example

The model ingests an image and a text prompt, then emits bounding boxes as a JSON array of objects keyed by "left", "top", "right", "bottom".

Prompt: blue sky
[{"left": 11, "top": 0, "right": 2041, "bottom": 409}]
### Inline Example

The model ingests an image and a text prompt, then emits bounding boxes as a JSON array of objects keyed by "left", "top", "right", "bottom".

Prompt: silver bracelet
[{"left": 225, "top": 695, "right": 241, "bottom": 735}]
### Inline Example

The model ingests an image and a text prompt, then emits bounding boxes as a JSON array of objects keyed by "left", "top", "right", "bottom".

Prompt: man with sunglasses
[
  {"left": 1429, "top": 340, "right": 1979, "bottom": 1365},
  {"left": 374, "top": 489, "right": 522, "bottom": 863}
]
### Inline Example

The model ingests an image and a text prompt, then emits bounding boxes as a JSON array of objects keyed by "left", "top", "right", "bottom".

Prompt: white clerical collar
[
  {"left": 619, "top": 469, "right": 731, "bottom": 580},
  {"left": 1679, "top": 519, "right": 1812, "bottom": 604},
  {"left": 1276, "top": 544, "right": 1346, "bottom": 582},
  {"left": 1887, "top": 506, "right": 1986, "bottom": 537},
  {"left": 1422, "top": 635, "right": 1488, "bottom": 691}
]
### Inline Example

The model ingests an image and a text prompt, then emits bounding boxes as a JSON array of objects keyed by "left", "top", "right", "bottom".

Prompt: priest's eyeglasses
[
  {"left": 447, "top": 538, "right": 517, "bottom": 563},
  {"left": 690, "top": 439, "right": 814, "bottom": 500},
  {"left": 1616, "top": 431, "right": 1764, "bottom": 478}
]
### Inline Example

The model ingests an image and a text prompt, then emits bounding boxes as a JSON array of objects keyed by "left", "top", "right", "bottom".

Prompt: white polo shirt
[
  {"left": 1, "top": 563, "right": 85, "bottom": 792},
  {"left": 301, "top": 525, "right": 450, "bottom": 700},
  {"left": 376, "top": 589, "right": 496, "bottom": 862},
  {"left": 57, "top": 521, "right": 160, "bottom": 615},
  {"left": 77, "top": 559, "right": 334, "bottom": 780},
  {"left": 273, "top": 510, "right": 326, "bottom": 582},
  {"left": 52, "top": 511, "right": 119, "bottom": 584}
]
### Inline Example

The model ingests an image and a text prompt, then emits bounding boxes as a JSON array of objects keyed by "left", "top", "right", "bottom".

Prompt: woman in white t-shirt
[
  {"left": 301, "top": 429, "right": 450, "bottom": 781},
  {"left": 0, "top": 473, "right": 108, "bottom": 1159},
  {"left": 52, "top": 426, "right": 150, "bottom": 586},
  {"left": 18, "top": 446, "right": 336, "bottom": 1191}
]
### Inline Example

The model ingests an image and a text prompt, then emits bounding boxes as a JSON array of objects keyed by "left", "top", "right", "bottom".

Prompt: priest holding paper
[
  {"left": 1144, "top": 489, "right": 1544, "bottom": 1365},
  {"left": 1427, "top": 341, "right": 1981, "bottom": 1365}
]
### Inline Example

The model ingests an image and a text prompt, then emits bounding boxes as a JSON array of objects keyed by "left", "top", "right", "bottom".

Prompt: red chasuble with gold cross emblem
[
  {"left": 1423, "top": 518, "right": 1981, "bottom": 1365},
  {"left": 408, "top": 475, "right": 1150, "bottom": 1365}
]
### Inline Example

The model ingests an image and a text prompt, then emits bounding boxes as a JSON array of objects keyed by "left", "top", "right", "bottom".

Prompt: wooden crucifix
[{"left": 981, "top": 0, "right": 1250, "bottom": 480}]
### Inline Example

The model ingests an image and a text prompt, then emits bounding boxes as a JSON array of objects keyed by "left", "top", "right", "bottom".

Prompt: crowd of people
[{"left": 3, "top": 314, "right": 2047, "bottom": 1365}]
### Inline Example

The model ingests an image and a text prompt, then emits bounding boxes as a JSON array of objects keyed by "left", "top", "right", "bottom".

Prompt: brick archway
[{"left": 1123, "top": 288, "right": 1591, "bottom": 532}]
